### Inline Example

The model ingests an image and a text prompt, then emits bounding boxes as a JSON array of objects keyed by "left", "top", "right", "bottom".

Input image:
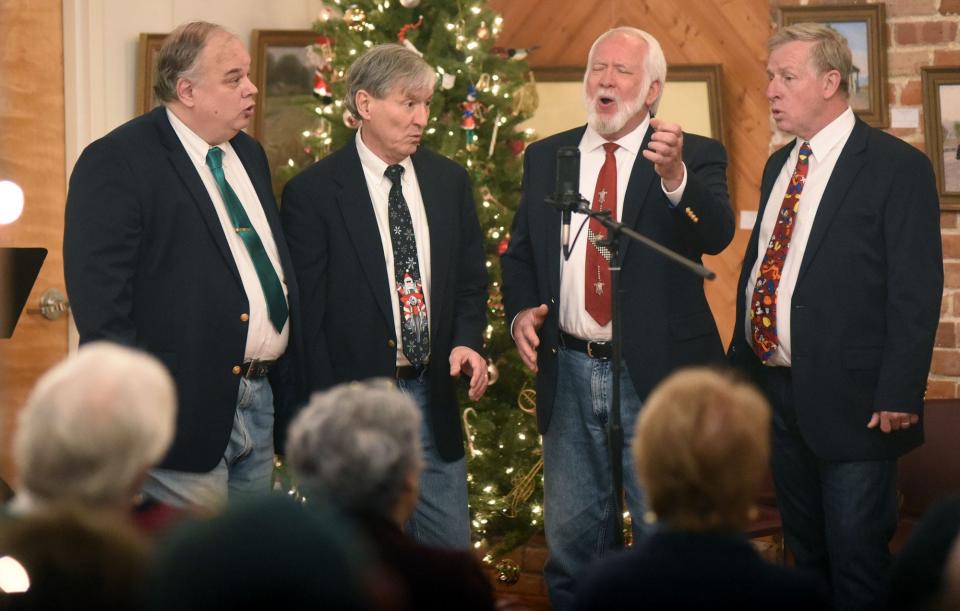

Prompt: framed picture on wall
[
  {"left": 250, "top": 29, "right": 318, "bottom": 196},
  {"left": 135, "top": 33, "right": 168, "bottom": 116},
  {"left": 779, "top": 4, "right": 888, "bottom": 128},
  {"left": 922, "top": 67, "right": 960, "bottom": 210},
  {"left": 524, "top": 64, "right": 725, "bottom": 145}
]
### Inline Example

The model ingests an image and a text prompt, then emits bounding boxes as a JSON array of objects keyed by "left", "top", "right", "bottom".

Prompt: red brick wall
[{"left": 775, "top": 0, "right": 960, "bottom": 398}]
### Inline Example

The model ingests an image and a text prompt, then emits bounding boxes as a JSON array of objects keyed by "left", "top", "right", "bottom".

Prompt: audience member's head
[
  {"left": 286, "top": 380, "right": 423, "bottom": 526},
  {"left": 887, "top": 495, "right": 960, "bottom": 611},
  {"left": 940, "top": 527, "right": 960, "bottom": 611},
  {"left": 633, "top": 367, "right": 770, "bottom": 532},
  {"left": 0, "top": 503, "right": 149, "bottom": 610},
  {"left": 146, "top": 495, "right": 367, "bottom": 611},
  {"left": 13, "top": 342, "right": 176, "bottom": 513}
]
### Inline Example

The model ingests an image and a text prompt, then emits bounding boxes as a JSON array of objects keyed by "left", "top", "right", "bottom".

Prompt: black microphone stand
[{"left": 549, "top": 194, "right": 715, "bottom": 548}]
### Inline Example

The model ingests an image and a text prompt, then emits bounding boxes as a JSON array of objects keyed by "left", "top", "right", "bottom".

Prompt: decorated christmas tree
[{"left": 281, "top": 0, "right": 545, "bottom": 560}]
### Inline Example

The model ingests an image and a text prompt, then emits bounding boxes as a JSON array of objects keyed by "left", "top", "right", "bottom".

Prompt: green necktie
[{"left": 206, "top": 147, "right": 288, "bottom": 333}]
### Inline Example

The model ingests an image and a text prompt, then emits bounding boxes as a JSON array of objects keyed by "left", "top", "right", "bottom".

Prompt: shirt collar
[
  {"left": 581, "top": 114, "right": 650, "bottom": 156},
  {"left": 355, "top": 128, "right": 414, "bottom": 187},
  {"left": 803, "top": 106, "right": 855, "bottom": 162},
  {"left": 166, "top": 107, "right": 234, "bottom": 166}
]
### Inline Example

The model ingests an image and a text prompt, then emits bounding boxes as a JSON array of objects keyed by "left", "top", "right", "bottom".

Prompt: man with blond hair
[
  {"left": 502, "top": 27, "right": 733, "bottom": 608},
  {"left": 729, "top": 23, "right": 942, "bottom": 610}
]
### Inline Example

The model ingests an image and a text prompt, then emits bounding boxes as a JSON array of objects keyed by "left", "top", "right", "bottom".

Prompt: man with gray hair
[
  {"left": 286, "top": 380, "right": 495, "bottom": 611},
  {"left": 64, "top": 21, "right": 302, "bottom": 509},
  {"left": 728, "top": 23, "right": 942, "bottom": 610},
  {"left": 11, "top": 342, "right": 176, "bottom": 514},
  {"left": 501, "top": 27, "right": 733, "bottom": 609},
  {"left": 281, "top": 44, "right": 488, "bottom": 550}
]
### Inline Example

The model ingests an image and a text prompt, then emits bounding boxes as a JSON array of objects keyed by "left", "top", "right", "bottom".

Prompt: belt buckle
[{"left": 587, "top": 341, "right": 597, "bottom": 359}]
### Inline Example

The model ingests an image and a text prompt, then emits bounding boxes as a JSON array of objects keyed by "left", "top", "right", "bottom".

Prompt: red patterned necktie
[
  {"left": 585, "top": 142, "right": 619, "bottom": 326},
  {"left": 750, "top": 141, "right": 812, "bottom": 362}
]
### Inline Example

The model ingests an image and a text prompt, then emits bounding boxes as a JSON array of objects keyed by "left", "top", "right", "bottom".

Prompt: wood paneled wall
[
  {"left": 489, "top": 0, "right": 773, "bottom": 346},
  {"left": 0, "top": 0, "right": 68, "bottom": 481}
]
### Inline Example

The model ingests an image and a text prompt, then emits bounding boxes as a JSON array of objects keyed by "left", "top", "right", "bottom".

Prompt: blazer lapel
[
  {"left": 796, "top": 119, "right": 869, "bottom": 283},
  {"left": 153, "top": 108, "right": 244, "bottom": 289},
  {"left": 412, "top": 151, "right": 451, "bottom": 327},
  {"left": 618, "top": 127, "right": 657, "bottom": 261},
  {"left": 334, "top": 143, "right": 395, "bottom": 329}
]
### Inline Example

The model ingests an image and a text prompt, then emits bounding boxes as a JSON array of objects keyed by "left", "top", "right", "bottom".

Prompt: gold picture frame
[
  {"left": 922, "top": 67, "right": 960, "bottom": 210},
  {"left": 250, "top": 29, "right": 318, "bottom": 195},
  {"left": 525, "top": 64, "right": 725, "bottom": 145},
  {"left": 135, "top": 33, "right": 167, "bottom": 116},
  {"left": 779, "top": 3, "right": 889, "bottom": 128}
]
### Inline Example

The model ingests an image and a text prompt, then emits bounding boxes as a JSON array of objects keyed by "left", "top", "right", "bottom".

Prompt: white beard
[{"left": 583, "top": 87, "right": 646, "bottom": 136}]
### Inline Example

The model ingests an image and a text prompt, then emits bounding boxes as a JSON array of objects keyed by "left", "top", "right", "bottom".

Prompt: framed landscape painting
[{"left": 922, "top": 67, "right": 960, "bottom": 210}]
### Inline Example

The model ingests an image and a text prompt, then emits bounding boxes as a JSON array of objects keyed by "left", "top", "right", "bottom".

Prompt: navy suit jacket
[
  {"left": 280, "top": 140, "right": 488, "bottom": 462},
  {"left": 64, "top": 106, "right": 303, "bottom": 472},
  {"left": 501, "top": 125, "right": 734, "bottom": 432},
  {"left": 728, "top": 118, "right": 943, "bottom": 460}
]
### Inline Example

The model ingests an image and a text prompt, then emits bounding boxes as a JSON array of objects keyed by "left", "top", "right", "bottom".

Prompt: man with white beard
[{"left": 501, "top": 27, "right": 734, "bottom": 611}]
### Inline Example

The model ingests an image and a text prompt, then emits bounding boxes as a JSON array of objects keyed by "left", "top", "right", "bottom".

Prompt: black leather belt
[
  {"left": 560, "top": 332, "right": 612, "bottom": 359},
  {"left": 239, "top": 360, "right": 275, "bottom": 379},
  {"left": 394, "top": 365, "right": 422, "bottom": 380}
]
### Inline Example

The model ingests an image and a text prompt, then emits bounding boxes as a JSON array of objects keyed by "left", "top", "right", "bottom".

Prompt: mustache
[{"left": 589, "top": 88, "right": 619, "bottom": 103}]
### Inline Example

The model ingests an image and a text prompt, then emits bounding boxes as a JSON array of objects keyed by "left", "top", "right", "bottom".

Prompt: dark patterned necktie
[
  {"left": 385, "top": 164, "right": 430, "bottom": 365},
  {"left": 750, "top": 141, "right": 812, "bottom": 362},
  {"left": 585, "top": 142, "right": 619, "bottom": 326},
  {"left": 206, "top": 147, "right": 288, "bottom": 333}
]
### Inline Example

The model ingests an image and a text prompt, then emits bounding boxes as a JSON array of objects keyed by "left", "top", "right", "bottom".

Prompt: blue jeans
[
  {"left": 397, "top": 370, "right": 471, "bottom": 550},
  {"left": 543, "top": 347, "right": 648, "bottom": 611},
  {"left": 765, "top": 367, "right": 897, "bottom": 611},
  {"left": 142, "top": 377, "right": 276, "bottom": 510}
]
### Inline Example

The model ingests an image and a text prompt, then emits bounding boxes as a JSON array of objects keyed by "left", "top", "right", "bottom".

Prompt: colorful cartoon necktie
[
  {"left": 585, "top": 142, "right": 619, "bottom": 326},
  {"left": 206, "top": 147, "right": 288, "bottom": 333},
  {"left": 385, "top": 164, "right": 430, "bottom": 365},
  {"left": 750, "top": 141, "right": 812, "bottom": 362}
]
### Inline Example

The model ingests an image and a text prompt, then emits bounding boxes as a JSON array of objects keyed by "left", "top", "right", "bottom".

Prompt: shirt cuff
[{"left": 662, "top": 162, "right": 688, "bottom": 208}]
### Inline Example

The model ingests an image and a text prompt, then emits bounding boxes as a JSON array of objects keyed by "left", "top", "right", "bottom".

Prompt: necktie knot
[
  {"left": 603, "top": 142, "right": 619, "bottom": 156},
  {"left": 385, "top": 164, "right": 404, "bottom": 186},
  {"left": 798, "top": 141, "right": 812, "bottom": 164},
  {"left": 206, "top": 147, "right": 224, "bottom": 171}
]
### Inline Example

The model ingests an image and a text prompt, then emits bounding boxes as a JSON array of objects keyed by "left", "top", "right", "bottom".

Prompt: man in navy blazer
[
  {"left": 501, "top": 27, "right": 733, "bottom": 610},
  {"left": 728, "top": 23, "right": 942, "bottom": 611},
  {"left": 64, "top": 22, "right": 302, "bottom": 509},
  {"left": 281, "top": 44, "right": 489, "bottom": 550}
]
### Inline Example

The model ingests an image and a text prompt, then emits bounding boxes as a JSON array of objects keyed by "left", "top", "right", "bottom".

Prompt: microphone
[{"left": 555, "top": 146, "right": 580, "bottom": 255}]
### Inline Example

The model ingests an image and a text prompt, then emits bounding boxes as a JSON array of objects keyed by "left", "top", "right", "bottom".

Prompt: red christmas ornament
[
  {"left": 510, "top": 140, "right": 526, "bottom": 156},
  {"left": 497, "top": 238, "right": 509, "bottom": 256},
  {"left": 313, "top": 70, "right": 333, "bottom": 104}
]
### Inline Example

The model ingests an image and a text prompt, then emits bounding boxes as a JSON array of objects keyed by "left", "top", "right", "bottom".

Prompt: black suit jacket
[
  {"left": 64, "top": 106, "right": 303, "bottom": 472},
  {"left": 501, "top": 125, "right": 734, "bottom": 432},
  {"left": 573, "top": 529, "right": 830, "bottom": 611},
  {"left": 728, "top": 118, "right": 943, "bottom": 461},
  {"left": 280, "top": 140, "right": 488, "bottom": 462}
]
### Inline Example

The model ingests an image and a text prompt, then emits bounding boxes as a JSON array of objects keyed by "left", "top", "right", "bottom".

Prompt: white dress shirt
[
  {"left": 744, "top": 106, "right": 855, "bottom": 366},
  {"left": 559, "top": 119, "right": 686, "bottom": 341},
  {"left": 167, "top": 108, "right": 289, "bottom": 361},
  {"left": 355, "top": 129, "right": 432, "bottom": 367}
]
